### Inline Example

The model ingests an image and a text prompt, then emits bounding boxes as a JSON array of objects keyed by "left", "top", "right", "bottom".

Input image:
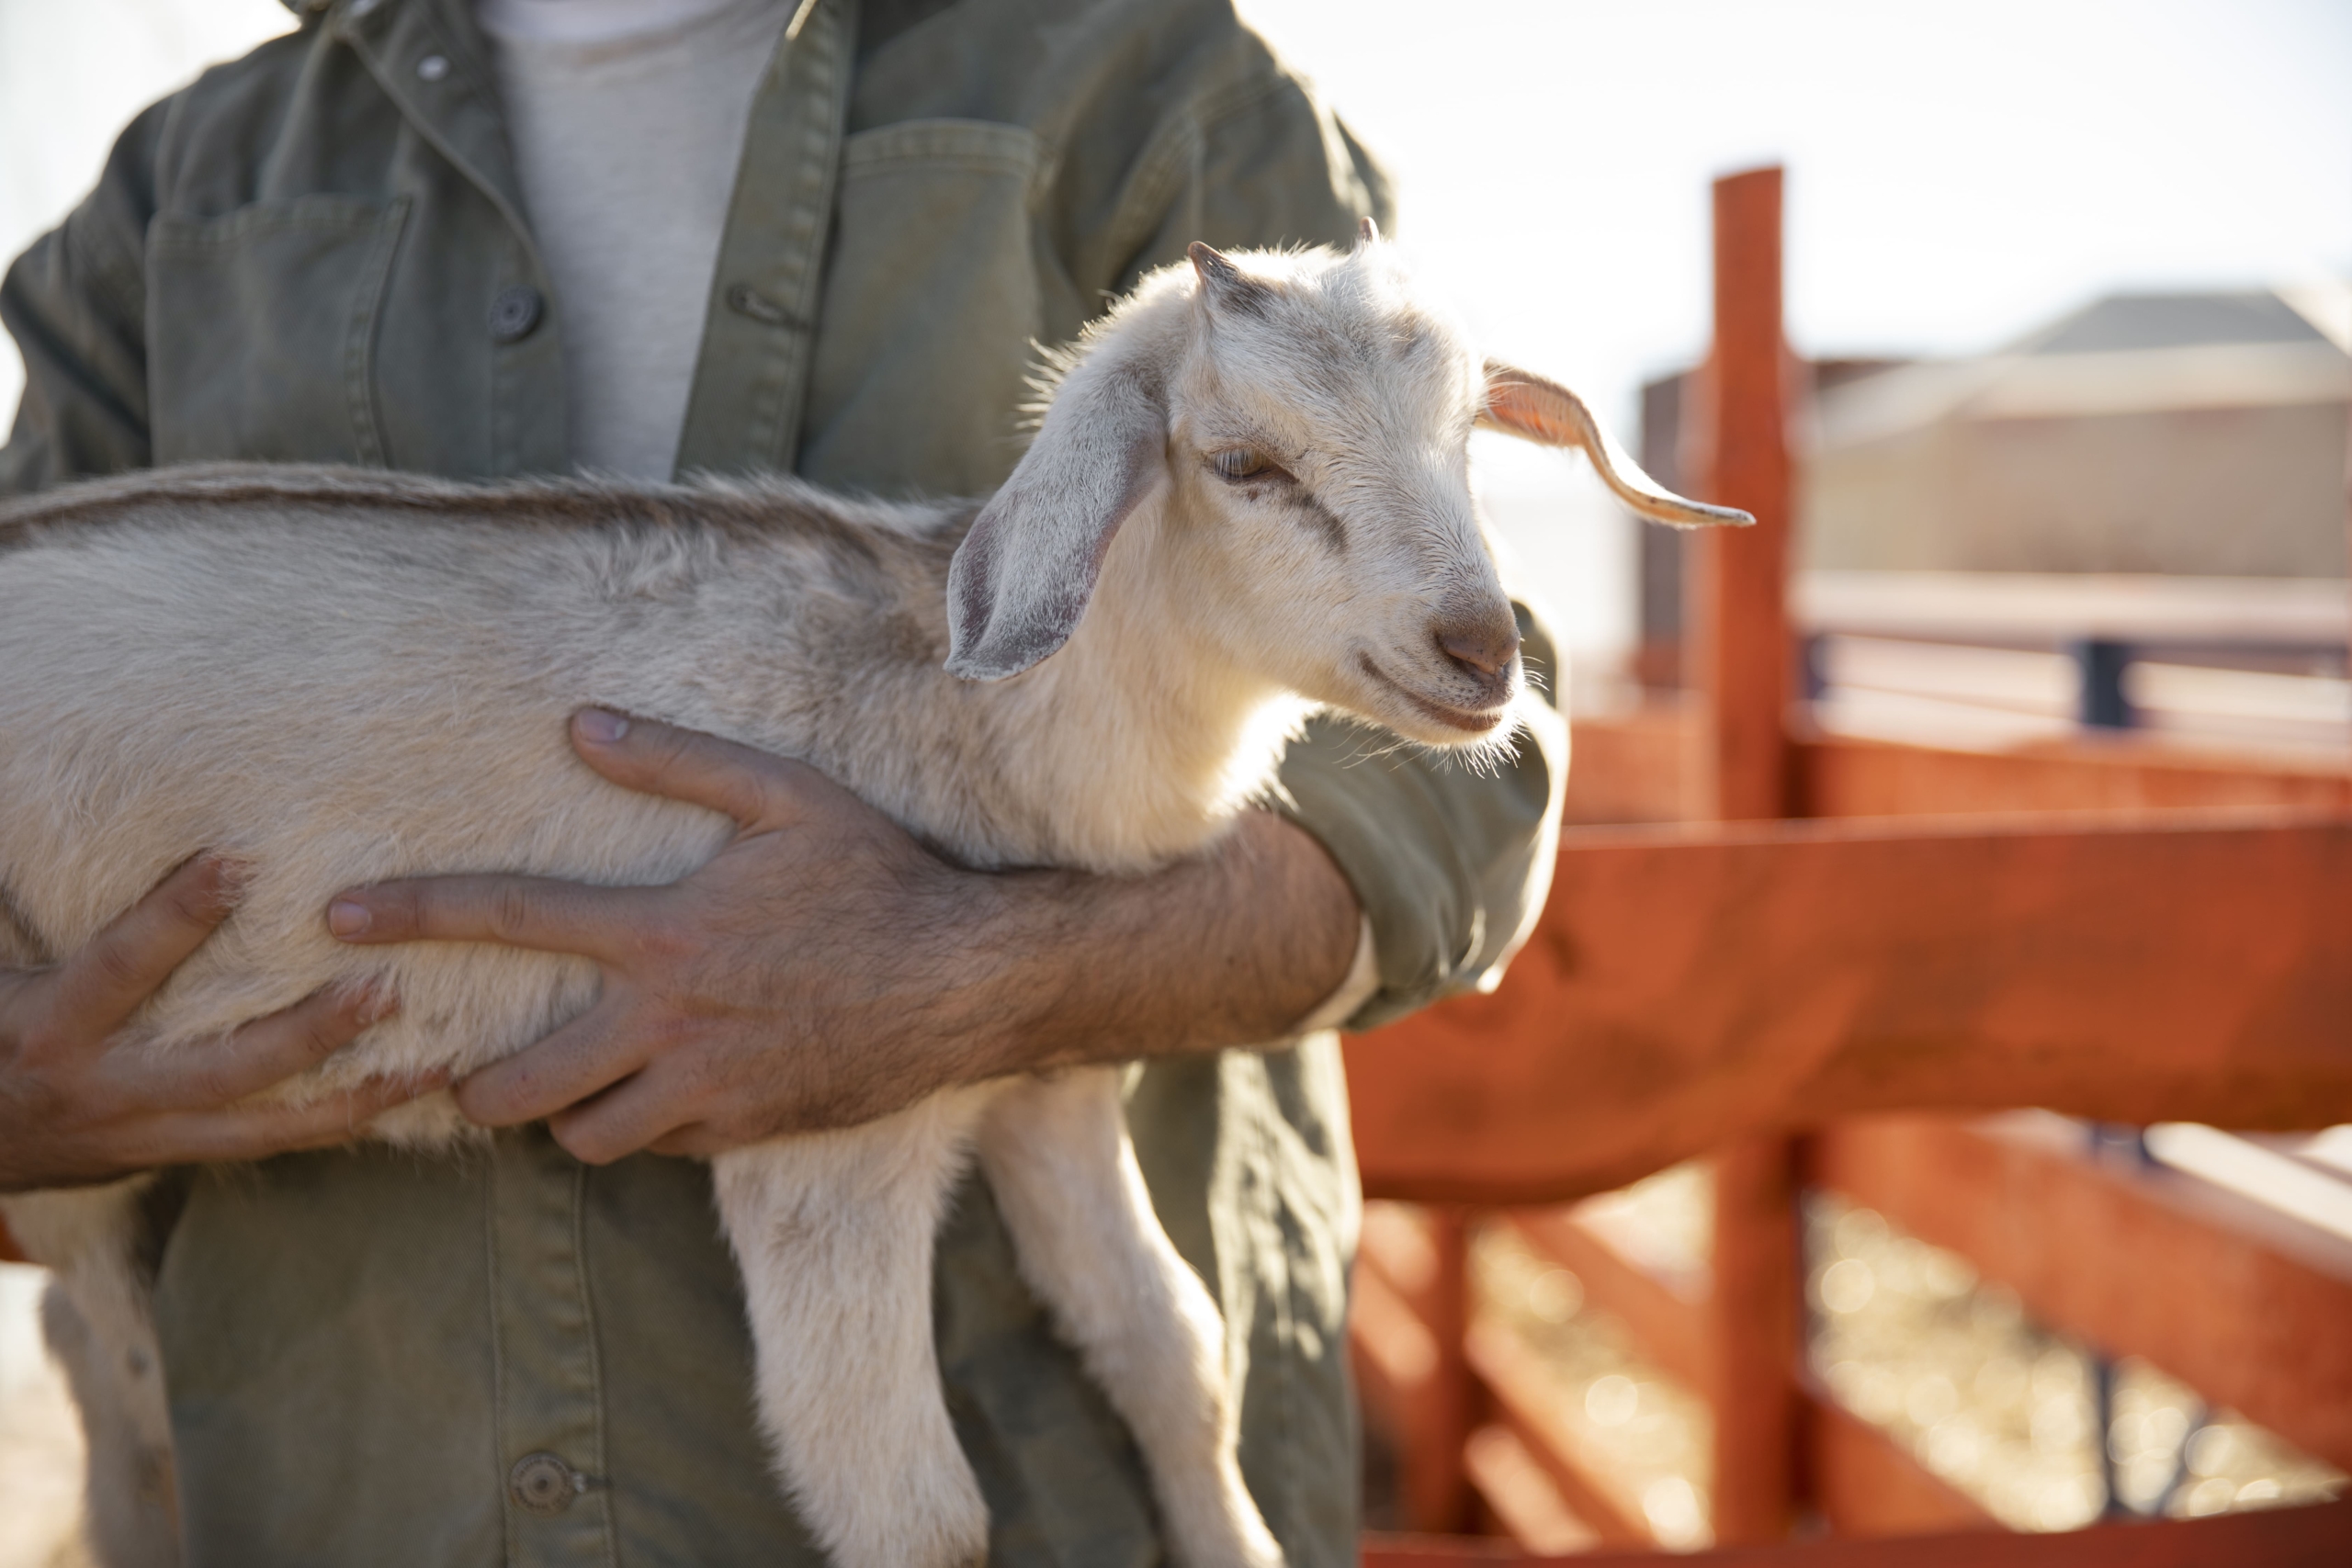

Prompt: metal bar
[{"left": 2074, "top": 637, "right": 2138, "bottom": 729}]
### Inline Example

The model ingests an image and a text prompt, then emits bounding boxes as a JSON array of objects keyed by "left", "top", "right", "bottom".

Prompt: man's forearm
[
  {"left": 331, "top": 720, "right": 1369, "bottom": 1158},
  {"left": 956, "top": 809, "right": 1364, "bottom": 1082}
]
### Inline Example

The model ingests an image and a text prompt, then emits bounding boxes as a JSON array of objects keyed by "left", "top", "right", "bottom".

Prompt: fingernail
[
  {"left": 356, "top": 987, "right": 401, "bottom": 1026},
  {"left": 576, "top": 708, "right": 629, "bottom": 744},
  {"left": 328, "top": 900, "right": 371, "bottom": 939}
]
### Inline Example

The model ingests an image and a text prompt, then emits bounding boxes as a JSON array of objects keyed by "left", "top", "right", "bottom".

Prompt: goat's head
[{"left": 945, "top": 225, "right": 1749, "bottom": 748}]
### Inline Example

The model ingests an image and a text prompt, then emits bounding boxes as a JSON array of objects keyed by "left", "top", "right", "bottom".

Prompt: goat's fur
[{"left": 0, "top": 233, "right": 1739, "bottom": 1567}]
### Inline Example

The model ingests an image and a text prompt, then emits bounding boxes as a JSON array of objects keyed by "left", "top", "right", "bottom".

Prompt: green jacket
[{"left": 0, "top": 0, "right": 1564, "bottom": 1562}]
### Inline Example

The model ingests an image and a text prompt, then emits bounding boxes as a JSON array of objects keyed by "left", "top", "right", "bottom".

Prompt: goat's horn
[{"left": 1476, "top": 361, "right": 1753, "bottom": 529}]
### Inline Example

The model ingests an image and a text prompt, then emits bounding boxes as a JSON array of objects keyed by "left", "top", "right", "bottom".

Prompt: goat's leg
[
  {"left": 977, "top": 1066, "right": 1283, "bottom": 1568},
  {"left": 710, "top": 1085, "right": 994, "bottom": 1568},
  {"left": 3, "top": 1179, "right": 181, "bottom": 1568}
]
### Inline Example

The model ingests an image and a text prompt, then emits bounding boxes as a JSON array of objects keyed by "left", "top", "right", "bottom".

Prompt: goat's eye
[{"left": 1210, "top": 447, "right": 1278, "bottom": 482}]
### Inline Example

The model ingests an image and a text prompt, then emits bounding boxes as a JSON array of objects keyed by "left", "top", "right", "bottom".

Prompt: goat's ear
[
  {"left": 1187, "top": 241, "right": 1275, "bottom": 315},
  {"left": 1477, "top": 361, "right": 1754, "bottom": 530},
  {"left": 1356, "top": 215, "right": 1380, "bottom": 248},
  {"left": 945, "top": 354, "right": 1168, "bottom": 682}
]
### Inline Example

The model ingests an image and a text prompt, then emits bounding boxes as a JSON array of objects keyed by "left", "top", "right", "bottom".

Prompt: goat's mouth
[{"left": 1355, "top": 654, "right": 1509, "bottom": 736}]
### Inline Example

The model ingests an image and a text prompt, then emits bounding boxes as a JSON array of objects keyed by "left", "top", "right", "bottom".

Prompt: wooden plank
[
  {"left": 0, "top": 1217, "right": 24, "bottom": 1265},
  {"left": 1462, "top": 1424, "right": 1600, "bottom": 1554},
  {"left": 1361, "top": 1495, "right": 2352, "bottom": 1565},
  {"left": 1711, "top": 1135, "right": 1802, "bottom": 1544},
  {"left": 1351, "top": 1248, "right": 1441, "bottom": 1438},
  {"left": 1805, "top": 1393, "right": 1997, "bottom": 1538},
  {"left": 1795, "top": 570, "right": 2352, "bottom": 650},
  {"left": 1362, "top": 1536, "right": 1521, "bottom": 1564},
  {"left": 1813, "top": 1113, "right": 2352, "bottom": 1475},
  {"left": 1352, "top": 1204, "right": 1480, "bottom": 1532},
  {"left": 1411, "top": 1209, "right": 1477, "bottom": 1535},
  {"left": 1563, "top": 703, "right": 1703, "bottom": 824},
  {"left": 1509, "top": 1211, "right": 1710, "bottom": 1394},
  {"left": 1800, "top": 730, "right": 2352, "bottom": 818},
  {"left": 1505, "top": 1221, "right": 1999, "bottom": 1540},
  {"left": 1463, "top": 1318, "right": 1655, "bottom": 1546},
  {"left": 1346, "top": 816, "right": 2352, "bottom": 1207},
  {"left": 1560, "top": 707, "right": 2350, "bottom": 826}
]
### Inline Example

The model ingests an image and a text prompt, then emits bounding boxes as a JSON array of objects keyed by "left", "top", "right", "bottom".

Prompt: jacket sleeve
[
  {"left": 0, "top": 99, "right": 168, "bottom": 497},
  {"left": 1111, "top": 51, "right": 1570, "bottom": 1030}
]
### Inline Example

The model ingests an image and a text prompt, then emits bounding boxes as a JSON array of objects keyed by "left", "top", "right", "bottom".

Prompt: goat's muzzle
[{"left": 1435, "top": 614, "right": 1521, "bottom": 705}]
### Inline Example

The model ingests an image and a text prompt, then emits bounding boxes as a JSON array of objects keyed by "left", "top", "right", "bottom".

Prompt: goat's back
[{"left": 0, "top": 466, "right": 976, "bottom": 1114}]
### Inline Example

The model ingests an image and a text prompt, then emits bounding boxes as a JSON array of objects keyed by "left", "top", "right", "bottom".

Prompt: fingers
[
  {"left": 131, "top": 983, "right": 394, "bottom": 1111},
  {"left": 643, "top": 1121, "right": 727, "bottom": 1159},
  {"left": 141, "top": 1069, "right": 449, "bottom": 1168},
  {"left": 452, "top": 1009, "right": 645, "bottom": 1130},
  {"left": 50, "top": 853, "right": 243, "bottom": 1035},
  {"left": 547, "top": 1070, "right": 694, "bottom": 1166},
  {"left": 568, "top": 709, "right": 831, "bottom": 829},
  {"left": 327, "top": 873, "right": 649, "bottom": 963}
]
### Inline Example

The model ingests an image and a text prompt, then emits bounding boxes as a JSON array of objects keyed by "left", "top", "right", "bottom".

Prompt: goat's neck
[{"left": 987, "top": 501, "right": 1306, "bottom": 872}]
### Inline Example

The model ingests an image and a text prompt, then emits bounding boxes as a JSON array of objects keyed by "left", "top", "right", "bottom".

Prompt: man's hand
[
  {"left": 326, "top": 710, "right": 1363, "bottom": 1166},
  {"left": 0, "top": 855, "right": 435, "bottom": 1192}
]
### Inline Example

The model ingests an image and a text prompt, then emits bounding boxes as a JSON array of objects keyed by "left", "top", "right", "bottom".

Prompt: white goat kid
[{"left": 0, "top": 229, "right": 1746, "bottom": 1568}]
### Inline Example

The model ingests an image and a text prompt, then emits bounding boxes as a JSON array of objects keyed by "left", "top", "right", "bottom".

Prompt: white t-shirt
[{"left": 477, "top": 0, "right": 792, "bottom": 480}]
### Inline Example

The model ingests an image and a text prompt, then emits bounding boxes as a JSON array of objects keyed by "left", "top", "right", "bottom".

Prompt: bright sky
[{"left": 3, "top": 0, "right": 2346, "bottom": 660}]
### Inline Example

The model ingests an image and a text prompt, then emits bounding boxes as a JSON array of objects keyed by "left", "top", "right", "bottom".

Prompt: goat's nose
[{"left": 1438, "top": 621, "right": 1520, "bottom": 678}]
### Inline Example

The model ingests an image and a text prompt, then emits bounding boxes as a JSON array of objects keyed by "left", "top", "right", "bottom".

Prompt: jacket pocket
[
  {"left": 797, "top": 120, "right": 1045, "bottom": 498},
  {"left": 147, "top": 195, "right": 410, "bottom": 467}
]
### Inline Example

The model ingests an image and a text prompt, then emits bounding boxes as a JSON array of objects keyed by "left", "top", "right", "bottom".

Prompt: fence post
[
  {"left": 1688, "top": 163, "right": 1805, "bottom": 1547},
  {"left": 1402, "top": 1207, "right": 1478, "bottom": 1532}
]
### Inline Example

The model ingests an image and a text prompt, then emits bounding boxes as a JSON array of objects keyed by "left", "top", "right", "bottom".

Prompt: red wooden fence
[{"left": 1343, "top": 164, "right": 2352, "bottom": 1561}]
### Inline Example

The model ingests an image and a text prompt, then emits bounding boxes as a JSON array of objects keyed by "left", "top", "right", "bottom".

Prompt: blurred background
[
  {"left": 6, "top": 1, "right": 2346, "bottom": 689},
  {"left": 2, "top": 0, "right": 2346, "bottom": 1561}
]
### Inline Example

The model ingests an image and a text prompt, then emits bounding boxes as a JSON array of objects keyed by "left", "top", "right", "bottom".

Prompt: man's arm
[
  {"left": 326, "top": 712, "right": 1363, "bottom": 1164},
  {"left": 0, "top": 99, "right": 164, "bottom": 493}
]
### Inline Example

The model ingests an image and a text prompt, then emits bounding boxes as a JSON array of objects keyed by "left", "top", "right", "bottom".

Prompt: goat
[{"left": 0, "top": 228, "right": 1747, "bottom": 1568}]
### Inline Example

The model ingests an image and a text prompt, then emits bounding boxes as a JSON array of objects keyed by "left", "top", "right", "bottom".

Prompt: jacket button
[
  {"left": 508, "top": 1451, "right": 583, "bottom": 1515},
  {"left": 490, "top": 284, "right": 543, "bottom": 344}
]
